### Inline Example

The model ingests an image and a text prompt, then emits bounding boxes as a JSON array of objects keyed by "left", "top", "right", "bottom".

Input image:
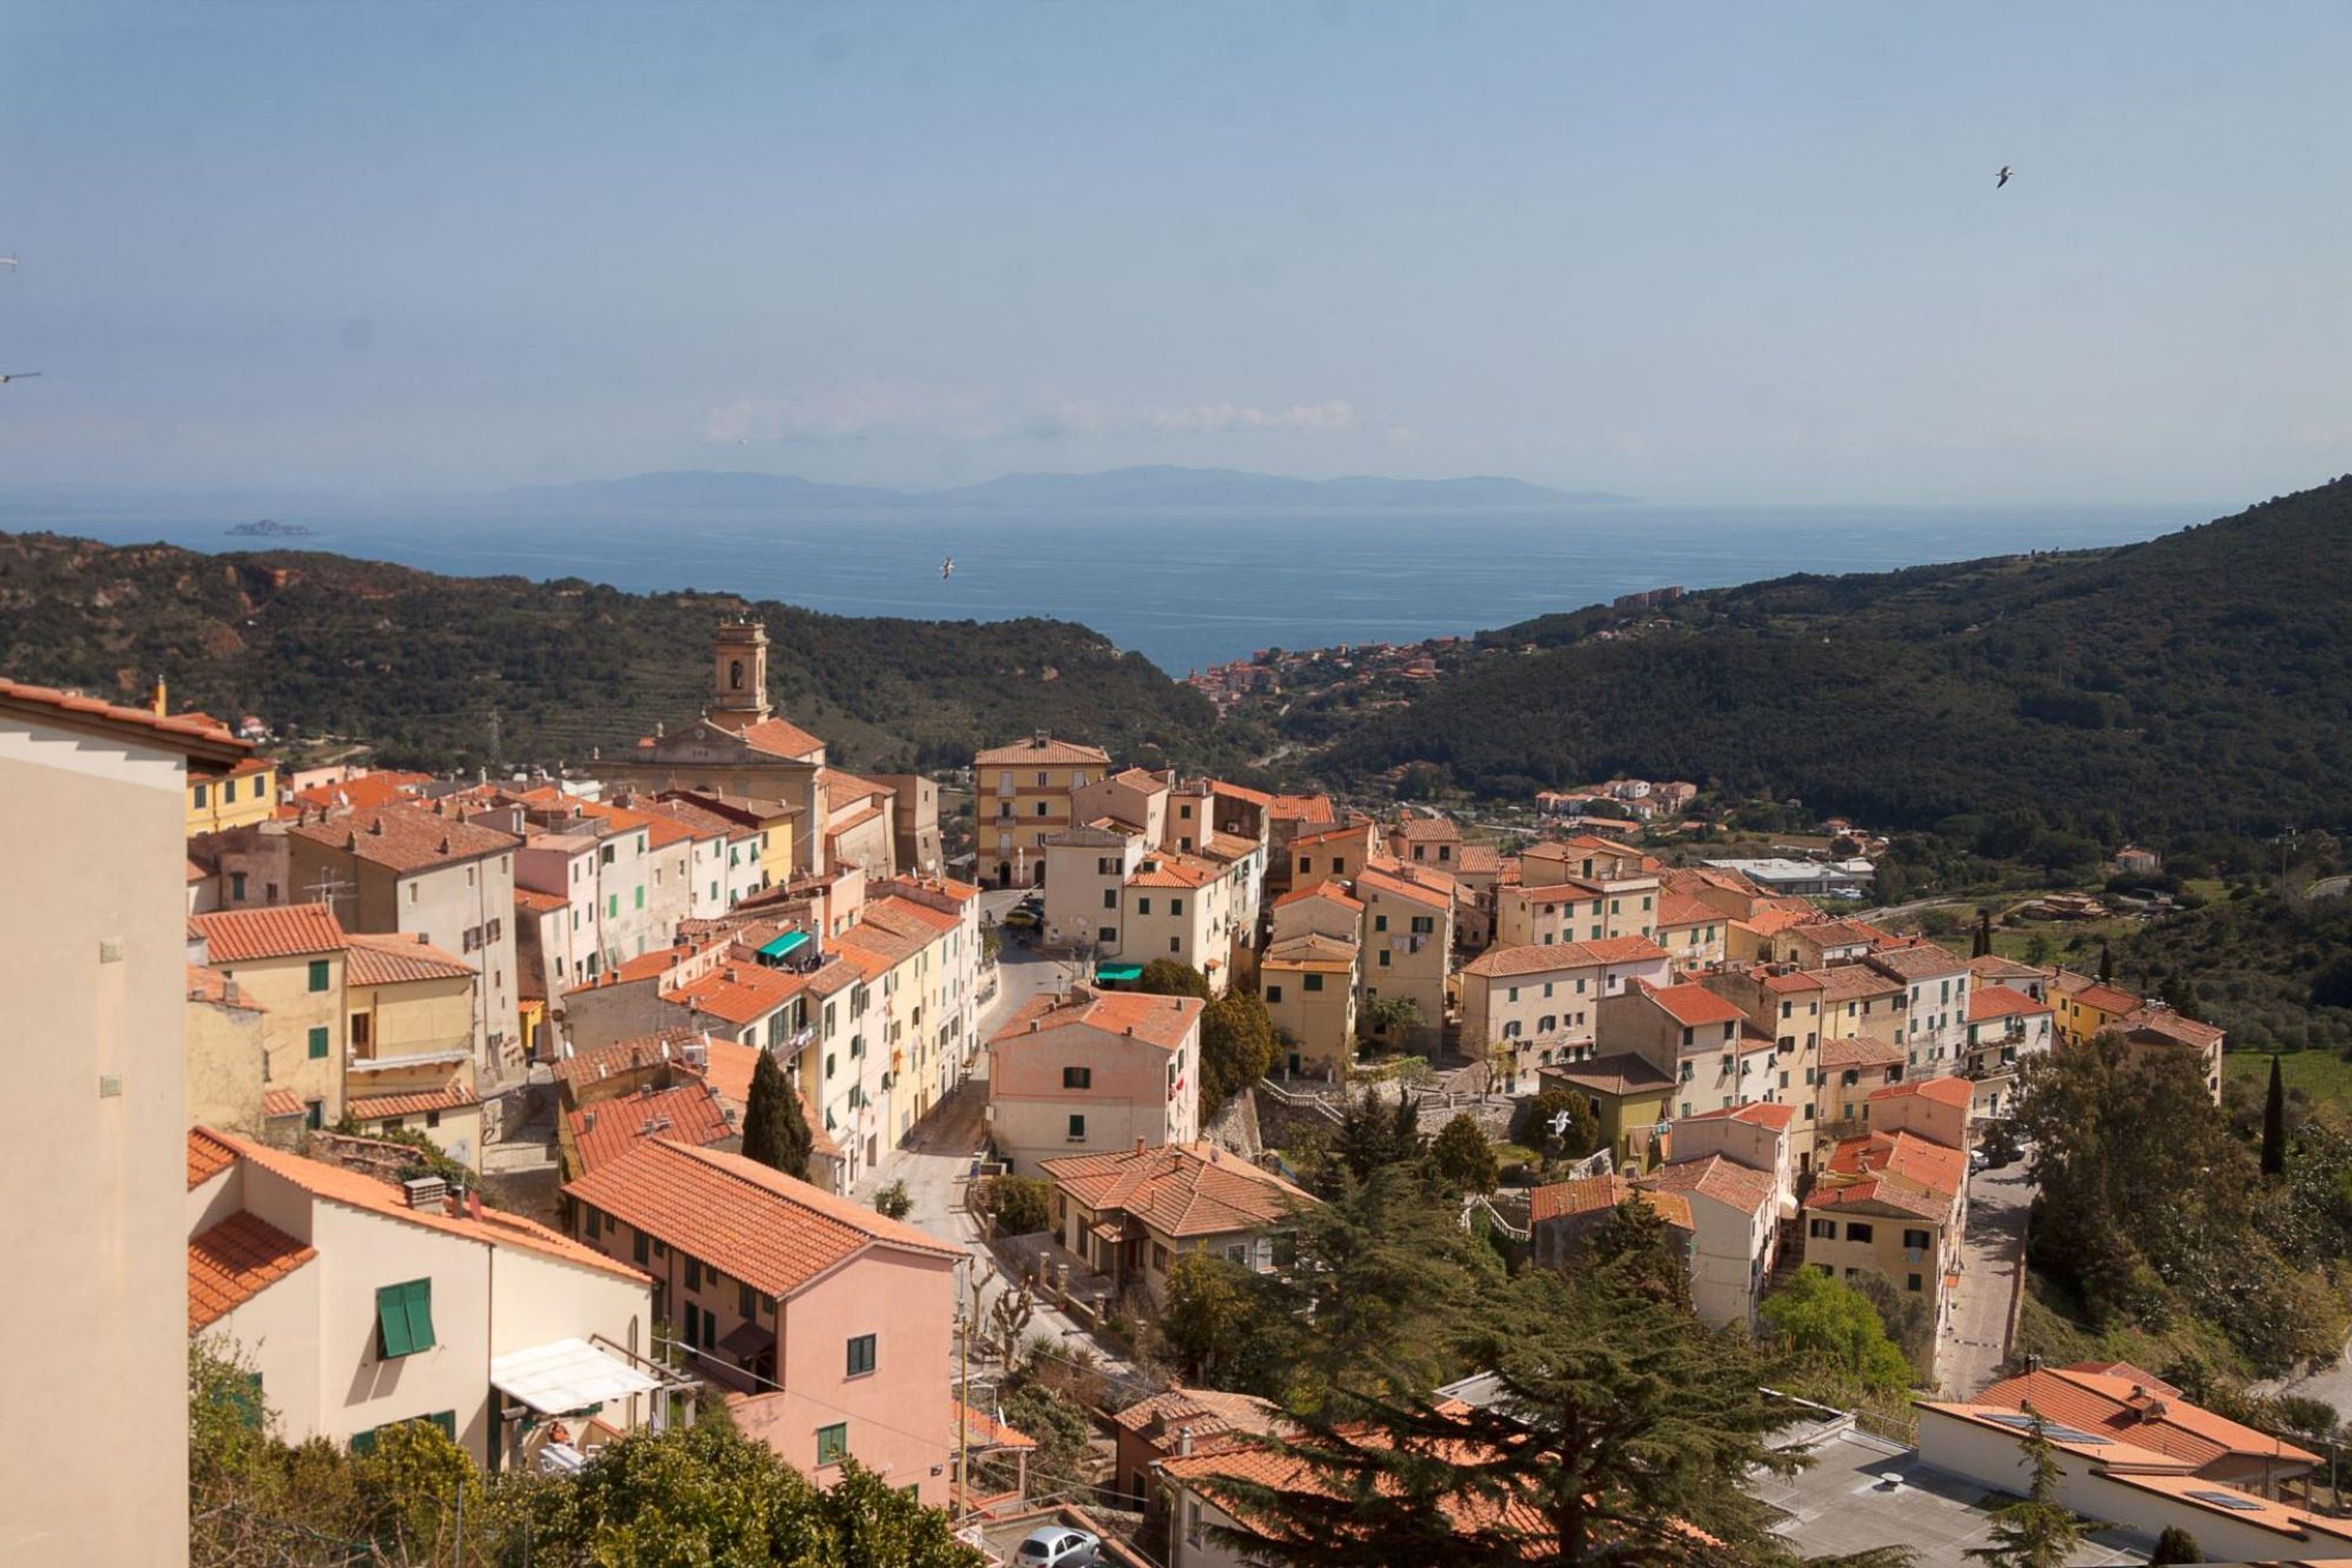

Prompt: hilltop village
[{"left": 14, "top": 615, "right": 2321, "bottom": 1568}]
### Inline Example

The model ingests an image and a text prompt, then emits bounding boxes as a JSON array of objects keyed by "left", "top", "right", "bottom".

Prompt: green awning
[
  {"left": 1095, "top": 963, "right": 1144, "bottom": 983},
  {"left": 757, "top": 930, "right": 811, "bottom": 960}
]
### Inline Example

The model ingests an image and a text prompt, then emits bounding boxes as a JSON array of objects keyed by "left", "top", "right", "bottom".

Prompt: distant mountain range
[{"left": 498, "top": 465, "right": 1634, "bottom": 513}]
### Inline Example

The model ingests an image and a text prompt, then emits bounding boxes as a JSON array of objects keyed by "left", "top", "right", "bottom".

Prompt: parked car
[
  {"left": 1014, "top": 1526, "right": 1101, "bottom": 1567},
  {"left": 1002, "top": 908, "right": 1041, "bottom": 930}
]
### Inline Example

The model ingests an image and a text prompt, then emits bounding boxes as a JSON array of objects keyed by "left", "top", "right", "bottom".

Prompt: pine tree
[
  {"left": 2261, "top": 1053, "right": 2288, "bottom": 1178},
  {"left": 741, "top": 1047, "right": 812, "bottom": 1180},
  {"left": 1966, "top": 1416, "right": 2085, "bottom": 1568}
]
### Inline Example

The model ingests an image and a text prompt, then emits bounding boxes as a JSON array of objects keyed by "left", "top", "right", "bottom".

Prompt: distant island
[
  {"left": 226, "top": 519, "right": 316, "bottom": 538},
  {"left": 498, "top": 464, "right": 1638, "bottom": 514}
]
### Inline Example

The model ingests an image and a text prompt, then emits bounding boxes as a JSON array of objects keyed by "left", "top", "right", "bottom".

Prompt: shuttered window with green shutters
[{"left": 374, "top": 1279, "right": 434, "bottom": 1359}]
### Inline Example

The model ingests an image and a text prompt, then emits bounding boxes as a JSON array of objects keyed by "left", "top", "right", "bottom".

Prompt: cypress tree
[
  {"left": 2097, "top": 941, "right": 2114, "bottom": 985},
  {"left": 2261, "top": 1053, "right": 2288, "bottom": 1178},
  {"left": 741, "top": 1047, "right": 812, "bottom": 1181}
]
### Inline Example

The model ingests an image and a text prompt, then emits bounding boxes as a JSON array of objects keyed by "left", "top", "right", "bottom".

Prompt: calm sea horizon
[{"left": 7, "top": 500, "right": 2216, "bottom": 677}]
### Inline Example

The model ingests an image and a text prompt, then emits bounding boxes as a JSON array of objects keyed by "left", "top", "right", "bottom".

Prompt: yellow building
[
  {"left": 191, "top": 904, "right": 351, "bottom": 1129},
  {"left": 975, "top": 732, "right": 1109, "bottom": 887},
  {"left": 1538, "top": 1056, "right": 1677, "bottom": 1171},
  {"left": 185, "top": 966, "right": 270, "bottom": 1136},
  {"left": 186, "top": 753, "right": 278, "bottom": 836},
  {"left": 1260, "top": 934, "right": 1359, "bottom": 1078},
  {"left": 343, "top": 933, "right": 485, "bottom": 1169}
]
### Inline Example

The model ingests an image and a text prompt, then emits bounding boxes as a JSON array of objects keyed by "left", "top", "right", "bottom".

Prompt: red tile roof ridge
[{"left": 191, "top": 903, "right": 349, "bottom": 963}]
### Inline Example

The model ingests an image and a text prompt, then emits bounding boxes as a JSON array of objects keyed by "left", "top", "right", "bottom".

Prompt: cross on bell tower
[{"left": 710, "top": 617, "right": 771, "bottom": 732}]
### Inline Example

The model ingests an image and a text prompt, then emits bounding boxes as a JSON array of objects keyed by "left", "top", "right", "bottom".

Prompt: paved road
[
  {"left": 1940, "top": 1155, "right": 2034, "bottom": 1397},
  {"left": 855, "top": 939, "right": 1140, "bottom": 1387}
]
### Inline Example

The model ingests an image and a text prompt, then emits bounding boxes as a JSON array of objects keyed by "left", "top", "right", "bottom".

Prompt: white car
[{"left": 1014, "top": 1526, "right": 1102, "bottom": 1567}]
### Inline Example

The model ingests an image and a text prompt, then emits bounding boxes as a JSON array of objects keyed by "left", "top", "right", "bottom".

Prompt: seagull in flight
[
  {"left": 1996, "top": 165, "right": 2013, "bottom": 189},
  {"left": 941, "top": 554, "right": 955, "bottom": 580},
  {"left": 0, "top": 371, "right": 40, "bottom": 385}
]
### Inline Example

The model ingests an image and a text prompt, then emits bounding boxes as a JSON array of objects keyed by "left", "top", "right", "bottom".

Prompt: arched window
[
  {"left": 1503, "top": 1021, "right": 1522, "bottom": 1039},
  {"left": 729, "top": 659, "right": 745, "bottom": 690}
]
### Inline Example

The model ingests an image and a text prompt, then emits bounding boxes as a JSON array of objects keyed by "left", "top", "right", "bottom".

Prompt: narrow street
[
  {"left": 855, "top": 898, "right": 1142, "bottom": 1388},
  {"left": 1940, "top": 1154, "right": 2034, "bottom": 1397}
]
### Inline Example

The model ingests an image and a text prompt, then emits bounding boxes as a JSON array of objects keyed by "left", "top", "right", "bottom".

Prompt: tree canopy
[{"left": 739, "top": 1047, "right": 812, "bottom": 1180}]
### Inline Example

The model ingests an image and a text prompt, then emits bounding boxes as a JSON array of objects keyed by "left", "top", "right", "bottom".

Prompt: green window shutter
[
  {"left": 307, "top": 1026, "right": 329, "bottom": 1059},
  {"left": 376, "top": 1283, "right": 413, "bottom": 1359},
  {"left": 308, "top": 958, "right": 330, "bottom": 993},
  {"left": 351, "top": 1426, "right": 378, "bottom": 1457},
  {"left": 430, "top": 1410, "right": 456, "bottom": 1442},
  {"left": 607, "top": 894, "right": 617, "bottom": 919},
  {"left": 405, "top": 1279, "right": 436, "bottom": 1354},
  {"left": 635, "top": 886, "right": 644, "bottom": 910}
]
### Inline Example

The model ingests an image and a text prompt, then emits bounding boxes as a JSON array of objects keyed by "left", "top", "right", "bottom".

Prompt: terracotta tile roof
[
  {"left": 1869, "top": 1075, "right": 1975, "bottom": 1110},
  {"left": 1791, "top": 918, "right": 1879, "bottom": 948},
  {"left": 345, "top": 931, "right": 475, "bottom": 987},
  {"left": 1040, "top": 1142, "right": 1315, "bottom": 1239},
  {"left": 1266, "top": 793, "right": 1336, "bottom": 826},
  {"left": 1389, "top": 815, "right": 1461, "bottom": 841},
  {"left": 1529, "top": 1174, "right": 1693, "bottom": 1230},
  {"left": 1583, "top": 935, "right": 1671, "bottom": 965},
  {"left": 1468, "top": 938, "right": 1606, "bottom": 979},
  {"left": 1965, "top": 984, "right": 2048, "bottom": 1023},
  {"left": 730, "top": 717, "right": 828, "bottom": 761},
  {"left": 0, "top": 677, "right": 248, "bottom": 760},
  {"left": 960, "top": 1401, "right": 1038, "bottom": 1453},
  {"left": 188, "top": 1127, "right": 239, "bottom": 1187},
  {"left": 1653, "top": 892, "right": 1719, "bottom": 928},
  {"left": 2124, "top": 1008, "right": 2226, "bottom": 1049},
  {"left": 1540, "top": 1052, "right": 1675, "bottom": 1096},
  {"left": 564, "top": 1141, "right": 957, "bottom": 1297},
  {"left": 1262, "top": 934, "right": 1357, "bottom": 969},
  {"left": 1354, "top": 863, "right": 1451, "bottom": 910},
  {"left": 1209, "top": 780, "right": 1274, "bottom": 808},
  {"left": 288, "top": 803, "right": 519, "bottom": 874},
  {"left": 1127, "top": 853, "right": 1218, "bottom": 891},
  {"left": 833, "top": 914, "right": 927, "bottom": 969},
  {"left": 862, "top": 894, "right": 962, "bottom": 937},
  {"left": 693, "top": 1040, "right": 840, "bottom": 1160},
  {"left": 1111, "top": 1386, "right": 1287, "bottom": 1450},
  {"left": 1817, "top": 964, "right": 1904, "bottom": 1002},
  {"left": 1759, "top": 968, "right": 1829, "bottom": 994},
  {"left": 1454, "top": 844, "right": 1503, "bottom": 875},
  {"left": 1639, "top": 1152, "right": 1775, "bottom": 1217},
  {"left": 514, "top": 886, "right": 569, "bottom": 915},
  {"left": 1971, "top": 1367, "right": 2320, "bottom": 1471},
  {"left": 1865, "top": 940, "right": 1969, "bottom": 982},
  {"left": 824, "top": 802, "right": 885, "bottom": 839},
  {"left": 1740, "top": 908, "right": 1813, "bottom": 937},
  {"left": 1969, "top": 953, "right": 2048, "bottom": 982},
  {"left": 191, "top": 903, "right": 347, "bottom": 963},
  {"left": 975, "top": 735, "right": 1110, "bottom": 767},
  {"left": 1640, "top": 980, "right": 1747, "bottom": 1029},
  {"left": 568, "top": 1082, "right": 735, "bottom": 1173},
  {"left": 288, "top": 770, "right": 432, "bottom": 812},
  {"left": 1817, "top": 1032, "right": 1906, "bottom": 1068},
  {"left": 261, "top": 1089, "right": 307, "bottom": 1120},
  {"left": 1201, "top": 829, "right": 1261, "bottom": 863},
  {"left": 186, "top": 965, "right": 267, "bottom": 1012},
  {"left": 992, "top": 989, "right": 1204, "bottom": 1052},
  {"left": 1917, "top": 1403, "right": 2190, "bottom": 1472},
  {"left": 188, "top": 1210, "right": 316, "bottom": 1330},
  {"left": 663, "top": 962, "right": 808, "bottom": 1027},
  {"left": 347, "top": 1083, "right": 481, "bottom": 1121},
  {"left": 552, "top": 1030, "right": 706, "bottom": 1092},
  {"left": 1290, "top": 822, "right": 1374, "bottom": 850},
  {"left": 198, "top": 1127, "right": 648, "bottom": 1282},
  {"left": 1805, "top": 1167, "right": 1952, "bottom": 1221},
  {"left": 1274, "top": 881, "right": 1362, "bottom": 912},
  {"left": 1813, "top": 1129, "right": 1966, "bottom": 1215},
  {"left": 1680, "top": 1101, "right": 1795, "bottom": 1131}
]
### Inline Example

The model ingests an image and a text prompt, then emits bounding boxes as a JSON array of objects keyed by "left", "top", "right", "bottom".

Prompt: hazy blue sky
[{"left": 2, "top": 2, "right": 2347, "bottom": 503}]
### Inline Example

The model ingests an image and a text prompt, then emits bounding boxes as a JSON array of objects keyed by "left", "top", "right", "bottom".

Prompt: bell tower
[{"left": 710, "top": 617, "right": 771, "bottom": 731}]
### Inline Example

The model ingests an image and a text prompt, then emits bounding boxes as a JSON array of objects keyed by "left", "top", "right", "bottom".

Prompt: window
[
  {"left": 305, "top": 957, "right": 331, "bottom": 993},
  {"left": 350, "top": 1012, "right": 372, "bottom": 1048},
  {"left": 1907, "top": 1273, "right": 1923, "bottom": 1293},
  {"left": 1808, "top": 1218, "right": 1835, "bottom": 1239},
  {"left": 816, "top": 1423, "right": 848, "bottom": 1467},
  {"left": 1098, "top": 926, "right": 1116, "bottom": 944},
  {"left": 846, "top": 1334, "right": 877, "bottom": 1377},
  {"left": 608, "top": 894, "right": 619, "bottom": 920},
  {"left": 1265, "top": 983, "right": 1283, "bottom": 1004},
  {"left": 1844, "top": 1222, "right": 1874, "bottom": 1243},
  {"left": 307, "top": 1025, "right": 329, "bottom": 1059},
  {"left": 740, "top": 1283, "right": 758, "bottom": 1320},
  {"left": 633, "top": 1230, "right": 649, "bottom": 1266},
  {"left": 1410, "top": 916, "right": 1433, "bottom": 935},
  {"left": 1903, "top": 1229, "right": 1931, "bottom": 1250},
  {"left": 305, "top": 1098, "right": 324, "bottom": 1130},
  {"left": 1374, "top": 914, "right": 1389, "bottom": 933},
  {"left": 1377, "top": 949, "right": 1390, "bottom": 967},
  {"left": 1298, "top": 857, "right": 1312, "bottom": 875},
  {"left": 634, "top": 885, "right": 644, "bottom": 910},
  {"left": 1066, "top": 1113, "right": 1087, "bottom": 1141},
  {"left": 1136, "top": 897, "right": 1151, "bottom": 915},
  {"left": 1170, "top": 938, "right": 1181, "bottom": 953},
  {"left": 1301, "top": 972, "right": 1323, "bottom": 993},
  {"left": 1063, "top": 1065, "right": 1093, "bottom": 1089},
  {"left": 1102, "top": 887, "right": 1118, "bottom": 909},
  {"left": 1034, "top": 801, "right": 1047, "bottom": 817},
  {"left": 685, "top": 1258, "right": 702, "bottom": 1292},
  {"left": 375, "top": 1279, "right": 435, "bottom": 1358},
  {"left": 1170, "top": 897, "right": 1184, "bottom": 916}
]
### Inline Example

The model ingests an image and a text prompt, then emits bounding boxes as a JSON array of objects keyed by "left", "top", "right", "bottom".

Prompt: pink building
[
  {"left": 563, "top": 1140, "right": 964, "bottom": 1504},
  {"left": 987, "top": 987, "right": 1203, "bottom": 1174}
]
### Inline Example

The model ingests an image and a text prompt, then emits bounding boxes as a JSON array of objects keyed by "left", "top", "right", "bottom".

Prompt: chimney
[
  {"left": 368, "top": 818, "right": 384, "bottom": 836},
  {"left": 151, "top": 674, "right": 168, "bottom": 717},
  {"left": 1134, "top": 1138, "right": 1146, "bottom": 1153},
  {"left": 1176, "top": 1426, "right": 1193, "bottom": 1457}
]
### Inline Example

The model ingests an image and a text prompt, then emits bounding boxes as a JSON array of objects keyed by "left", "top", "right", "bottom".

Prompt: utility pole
[{"left": 955, "top": 1303, "right": 970, "bottom": 1515}]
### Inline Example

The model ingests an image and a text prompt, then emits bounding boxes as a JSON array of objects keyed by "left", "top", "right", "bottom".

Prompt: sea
[{"left": 13, "top": 501, "right": 2214, "bottom": 677}]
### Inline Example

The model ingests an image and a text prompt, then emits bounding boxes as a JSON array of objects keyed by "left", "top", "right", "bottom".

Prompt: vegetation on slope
[
  {"left": 0, "top": 532, "right": 1225, "bottom": 775},
  {"left": 1275, "top": 477, "right": 2352, "bottom": 844}
]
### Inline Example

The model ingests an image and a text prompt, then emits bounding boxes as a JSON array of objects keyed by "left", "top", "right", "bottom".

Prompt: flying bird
[
  {"left": 0, "top": 371, "right": 40, "bottom": 385},
  {"left": 1996, "top": 165, "right": 2013, "bottom": 188},
  {"left": 941, "top": 555, "right": 955, "bottom": 580}
]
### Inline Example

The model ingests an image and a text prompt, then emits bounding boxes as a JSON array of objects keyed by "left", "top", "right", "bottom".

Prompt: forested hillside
[
  {"left": 0, "top": 533, "right": 1225, "bottom": 773},
  {"left": 1278, "top": 477, "right": 2352, "bottom": 843}
]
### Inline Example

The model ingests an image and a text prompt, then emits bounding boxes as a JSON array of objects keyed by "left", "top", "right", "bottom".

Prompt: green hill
[
  {"left": 1277, "top": 477, "right": 2352, "bottom": 845},
  {"left": 0, "top": 532, "right": 1225, "bottom": 774}
]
